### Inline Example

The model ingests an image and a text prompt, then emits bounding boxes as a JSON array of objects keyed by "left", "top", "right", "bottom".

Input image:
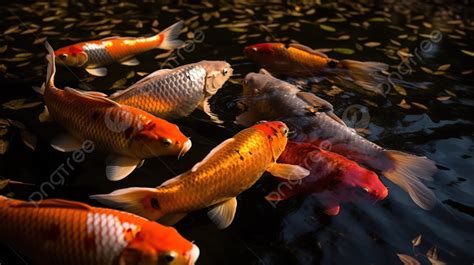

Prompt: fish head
[
  {"left": 241, "top": 72, "right": 275, "bottom": 98},
  {"left": 253, "top": 121, "right": 289, "bottom": 160},
  {"left": 200, "top": 61, "right": 233, "bottom": 96},
  {"left": 244, "top": 43, "right": 286, "bottom": 65},
  {"left": 120, "top": 222, "right": 199, "bottom": 265},
  {"left": 54, "top": 45, "right": 88, "bottom": 67},
  {"left": 129, "top": 115, "right": 191, "bottom": 158},
  {"left": 338, "top": 163, "right": 388, "bottom": 201}
]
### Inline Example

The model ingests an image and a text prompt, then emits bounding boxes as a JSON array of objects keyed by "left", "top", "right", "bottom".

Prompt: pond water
[{"left": 0, "top": 1, "right": 473, "bottom": 264}]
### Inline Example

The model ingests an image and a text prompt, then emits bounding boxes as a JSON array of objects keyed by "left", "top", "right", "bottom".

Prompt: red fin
[
  {"left": 265, "top": 183, "right": 300, "bottom": 201},
  {"left": 13, "top": 199, "right": 92, "bottom": 210},
  {"left": 323, "top": 205, "right": 340, "bottom": 216}
]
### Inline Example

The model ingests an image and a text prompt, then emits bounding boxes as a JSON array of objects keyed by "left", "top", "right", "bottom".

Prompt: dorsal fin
[
  {"left": 65, "top": 87, "right": 120, "bottom": 107},
  {"left": 13, "top": 199, "right": 92, "bottom": 210},
  {"left": 289, "top": 43, "right": 329, "bottom": 58},
  {"left": 191, "top": 138, "right": 235, "bottom": 172},
  {"left": 100, "top": 36, "right": 129, "bottom": 41},
  {"left": 159, "top": 173, "right": 185, "bottom": 187},
  {"left": 296, "top": 91, "right": 334, "bottom": 112},
  {"left": 109, "top": 69, "right": 172, "bottom": 99}
]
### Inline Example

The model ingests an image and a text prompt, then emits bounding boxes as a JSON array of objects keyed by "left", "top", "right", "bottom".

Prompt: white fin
[
  {"left": 383, "top": 150, "right": 437, "bottom": 210},
  {"left": 109, "top": 69, "right": 172, "bottom": 99},
  {"left": 86, "top": 67, "right": 108, "bottom": 77},
  {"left": 158, "top": 213, "right": 187, "bottom": 226},
  {"left": 289, "top": 43, "right": 329, "bottom": 58},
  {"left": 90, "top": 187, "right": 160, "bottom": 220},
  {"left": 106, "top": 155, "right": 142, "bottom": 181},
  {"left": 64, "top": 87, "right": 119, "bottom": 106},
  {"left": 50, "top": 133, "right": 83, "bottom": 152},
  {"left": 191, "top": 138, "right": 235, "bottom": 172},
  {"left": 207, "top": 197, "right": 237, "bottom": 229},
  {"left": 44, "top": 42, "right": 57, "bottom": 90},
  {"left": 33, "top": 83, "right": 45, "bottom": 94},
  {"left": 39, "top": 106, "right": 53, "bottom": 122},
  {"left": 157, "top": 21, "right": 184, "bottom": 50},
  {"left": 200, "top": 97, "right": 224, "bottom": 124},
  {"left": 120, "top": 57, "right": 140, "bottom": 66},
  {"left": 137, "top": 160, "right": 145, "bottom": 168},
  {"left": 266, "top": 163, "right": 310, "bottom": 180}
]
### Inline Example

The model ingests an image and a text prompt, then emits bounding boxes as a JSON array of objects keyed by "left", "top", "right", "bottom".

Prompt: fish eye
[
  {"left": 59, "top": 54, "right": 68, "bottom": 59},
  {"left": 161, "top": 251, "right": 177, "bottom": 263},
  {"left": 251, "top": 47, "right": 258, "bottom": 52},
  {"left": 161, "top": 138, "right": 172, "bottom": 147},
  {"left": 222, "top": 68, "right": 228, "bottom": 76},
  {"left": 282, "top": 127, "right": 289, "bottom": 136}
]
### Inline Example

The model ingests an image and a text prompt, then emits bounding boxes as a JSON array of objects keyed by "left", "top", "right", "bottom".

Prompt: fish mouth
[
  {"left": 178, "top": 139, "right": 192, "bottom": 159},
  {"left": 186, "top": 244, "right": 200, "bottom": 265}
]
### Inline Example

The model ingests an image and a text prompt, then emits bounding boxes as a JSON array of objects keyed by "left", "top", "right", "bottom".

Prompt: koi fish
[
  {"left": 91, "top": 121, "right": 309, "bottom": 229},
  {"left": 54, "top": 21, "right": 184, "bottom": 77},
  {"left": 0, "top": 196, "right": 199, "bottom": 265},
  {"left": 244, "top": 42, "right": 389, "bottom": 95},
  {"left": 266, "top": 142, "right": 388, "bottom": 216},
  {"left": 37, "top": 42, "right": 191, "bottom": 181},
  {"left": 110, "top": 61, "right": 233, "bottom": 122},
  {"left": 236, "top": 72, "right": 437, "bottom": 210}
]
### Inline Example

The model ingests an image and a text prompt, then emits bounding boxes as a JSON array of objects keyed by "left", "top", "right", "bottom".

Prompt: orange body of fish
[
  {"left": 41, "top": 42, "right": 191, "bottom": 181},
  {"left": 54, "top": 21, "right": 183, "bottom": 76},
  {"left": 92, "top": 121, "right": 309, "bottom": 229},
  {"left": 0, "top": 196, "right": 199, "bottom": 265}
]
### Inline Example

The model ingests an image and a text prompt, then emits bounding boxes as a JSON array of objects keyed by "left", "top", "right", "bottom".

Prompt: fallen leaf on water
[
  {"left": 368, "top": 17, "right": 385, "bottom": 22},
  {"left": 461, "top": 69, "right": 472, "bottom": 75},
  {"left": 320, "top": 24, "right": 336, "bottom": 32},
  {"left": 0, "top": 179, "right": 10, "bottom": 189},
  {"left": 444, "top": 89, "right": 457, "bottom": 97},
  {"left": 364, "top": 42, "right": 381, "bottom": 47},
  {"left": 3, "top": 99, "right": 42, "bottom": 110},
  {"left": 420, "top": 67, "right": 433, "bottom": 74},
  {"left": 412, "top": 102, "right": 428, "bottom": 111},
  {"left": 437, "top": 64, "right": 450, "bottom": 71},
  {"left": 394, "top": 85, "right": 407, "bottom": 96},
  {"left": 422, "top": 22, "right": 433, "bottom": 28},
  {"left": 397, "top": 99, "right": 411, "bottom": 109},
  {"left": 396, "top": 254, "right": 420, "bottom": 265},
  {"left": 426, "top": 246, "right": 446, "bottom": 265},
  {"left": 110, "top": 78, "right": 127, "bottom": 90},
  {"left": 461, "top": 50, "right": 474, "bottom": 57},
  {"left": 137, "top": 72, "right": 148, "bottom": 76},
  {"left": 21, "top": 130, "right": 37, "bottom": 150},
  {"left": 436, "top": 96, "right": 451, "bottom": 101},
  {"left": 333, "top": 48, "right": 354, "bottom": 55},
  {"left": 411, "top": 234, "right": 422, "bottom": 247}
]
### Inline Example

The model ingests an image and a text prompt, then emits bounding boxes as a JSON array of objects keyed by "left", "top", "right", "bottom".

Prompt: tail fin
[
  {"left": 340, "top": 60, "right": 389, "bottom": 96},
  {"left": 44, "top": 41, "right": 57, "bottom": 90},
  {"left": 90, "top": 187, "right": 162, "bottom": 220},
  {"left": 157, "top": 21, "right": 184, "bottom": 50},
  {"left": 383, "top": 150, "right": 437, "bottom": 210}
]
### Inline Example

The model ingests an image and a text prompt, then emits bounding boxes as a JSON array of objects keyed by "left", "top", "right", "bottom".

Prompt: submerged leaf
[
  {"left": 333, "top": 48, "right": 354, "bottom": 55},
  {"left": 320, "top": 24, "right": 336, "bottom": 32},
  {"left": 437, "top": 64, "right": 451, "bottom": 71},
  {"left": 396, "top": 254, "right": 420, "bottom": 265},
  {"left": 364, "top": 42, "right": 381, "bottom": 47},
  {"left": 394, "top": 85, "right": 407, "bottom": 96},
  {"left": 461, "top": 50, "right": 474, "bottom": 57}
]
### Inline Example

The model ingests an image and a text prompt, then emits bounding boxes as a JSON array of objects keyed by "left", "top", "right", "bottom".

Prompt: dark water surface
[{"left": 1, "top": 1, "right": 473, "bottom": 264}]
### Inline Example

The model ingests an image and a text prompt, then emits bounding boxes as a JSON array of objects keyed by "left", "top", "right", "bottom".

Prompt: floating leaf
[
  {"left": 397, "top": 99, "right": 411, "bottom": 109},
  {"left": 437, "top": 64, "right": 450, "bottom": 71},
  {"left": 420, "top": 67, "right": 433, "bottom": 74},
  {"left": 422, "top": 22, "right": 433, "bottom": 28},
  {"left": 110, "top": 78, "right": 127, "bottom": 90},
  {"left": 461, "top": 50, "right": 474, "bottom": 57},
  {"left": 21, "top": 131, "right": 37, "bottom": 151},
  {"left": 0, "top": 45, "right": 7, "bottom": 53},
  {"left": 426, "top": 246, "right": 446, "bottom": 265},
  {"left": 394, "top": 85, "right": 407, "bottom": 96},
  {"left": 364, "top": 42, "right": 381, "bottom": 47},
  {"left": 368, "top": 17, "right": 386, "bottom": 22},
  {"left": 320, "top": 24, "right": 336, "bottom": 32},
  {"left": 0, "top": 179, "right": 9, "bottom": 189},
  {"left": 3, "top": 99, "right": 42, "bottom": 110},
  {"left": 436, "top": 96, "right": 451, "bottom": 101},
  {"left": 396, "top": 254, "right": 420, "bottom": 265},
  {"left": 333, "top": 48, "right": 354, "bottom": 55},
  {"left": 412, "top": 102, "right": 428, "bottom": 111},
  {"left": 411, "top": 235, "right": 422, "bottom": 247}
]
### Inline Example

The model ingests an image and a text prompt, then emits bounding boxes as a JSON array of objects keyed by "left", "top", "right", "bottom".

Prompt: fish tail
[
  {"left": 339, "top": 60, "right": 389, "bottom": 96},
  {"left": 44, "top": 41, "right": 57, "bottom": 92},
  {"left": 382, "top": 150, "right": 437, "bottom": 210},
  {"left": 156, "top": 21, "right": 184, "bottom": 50},
  {"left": 90, "top": 187, "right": 163, "bottom": 220}
]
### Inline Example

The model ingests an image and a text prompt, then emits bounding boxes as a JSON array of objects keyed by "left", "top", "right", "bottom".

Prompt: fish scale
[
  {"left": 112, "top": 64, "right": 207, "bottom": 120},
  {"left": 155, "top": 126, "right": 277, "bottom": 213}
]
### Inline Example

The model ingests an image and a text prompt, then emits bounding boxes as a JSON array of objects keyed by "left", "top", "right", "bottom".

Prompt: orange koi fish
[
  {"left": 0, "top": 196, "right": 199, "bottom": 265},
  {"left": 91, "top": 121, "right": 309, "bottom": 229},
  {"left": 54, "top": 21, "right": 183, "bottom": 77},
  {"left": 266, "top": 142, "right": 388, "bottom": 216},
  {"left": 244, "top": 42, "right": 389, "bottom": 95},
  {"left": 37, "top": 42, "right": 191, "bottom": 181}
]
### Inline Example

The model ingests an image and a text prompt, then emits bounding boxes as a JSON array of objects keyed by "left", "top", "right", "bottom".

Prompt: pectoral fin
[
  {"left": 207, "top": 198, "right": 237, "bottom": 229},
  {"left": 50, "top": 133, "right": 83, "bottom": 152},
  {"left": 266, "top": 163, "right": 310, "bottom": 180},
  {"left": 120, "top": 57, "right": 140, "bottom": 66},
  {"left": 39, "top": 106, "right": 53, "bottom": 122},
  {"left": 86, "top": 67, "right": 108, "bottom": 77},
  {"left": 106, "top": 155, "right": 142, "bottom": 181}
]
